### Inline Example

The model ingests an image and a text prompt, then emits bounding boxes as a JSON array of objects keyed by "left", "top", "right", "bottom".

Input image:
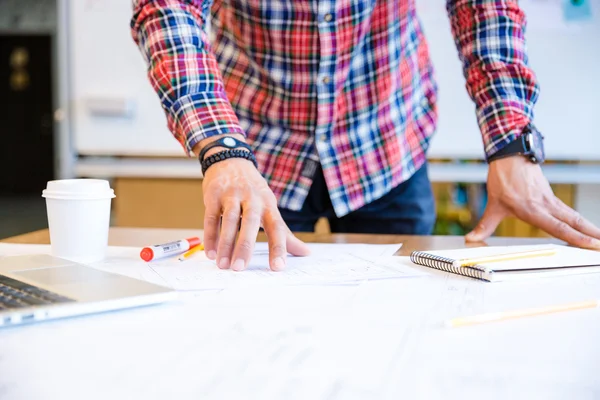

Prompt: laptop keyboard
[{"left": 0, "top": 274, "right": 74, "bottom": 310}]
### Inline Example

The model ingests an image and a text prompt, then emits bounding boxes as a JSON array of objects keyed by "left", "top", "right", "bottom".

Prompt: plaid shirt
[{"left": 131, "top": 0, "right": 539, "bottom": 217}]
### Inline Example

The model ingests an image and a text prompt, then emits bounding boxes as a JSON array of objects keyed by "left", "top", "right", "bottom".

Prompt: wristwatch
[{"left": 487, "top": 125, "right": 545, "bottom": 164}]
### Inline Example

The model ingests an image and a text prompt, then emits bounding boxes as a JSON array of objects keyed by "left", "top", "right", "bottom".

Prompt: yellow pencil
[
  {"left": 454, "top": 247, "right": 557, "bottom": 267},
  {"left": 178, "top": 243, "right": 205, "bottom": 261},
  {"left": 447, "top": 300, "right": 599, "bottom": 328}
]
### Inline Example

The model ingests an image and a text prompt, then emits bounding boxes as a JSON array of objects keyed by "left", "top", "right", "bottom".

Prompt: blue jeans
[{"left": 279, "top": 163, "right": 436, "bottom": 234}]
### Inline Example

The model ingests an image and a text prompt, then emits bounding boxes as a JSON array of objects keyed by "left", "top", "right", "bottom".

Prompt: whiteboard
[
  {"left": 68, "top": 0, "right": 600, "bottom": 160},
  {"left": 69, "top": 0, "right": 182, "bottom": 156}
]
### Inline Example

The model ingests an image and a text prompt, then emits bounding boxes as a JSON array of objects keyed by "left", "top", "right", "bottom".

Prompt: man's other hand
[
  {"left": 197, "top": 139, "right": 310, "bottom": 271},
  {"left": 466, "top": 156, "right": 600, "bottom": 249}
]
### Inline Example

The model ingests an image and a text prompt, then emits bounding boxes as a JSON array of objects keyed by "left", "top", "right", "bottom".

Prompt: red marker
[{"left": 140, "top": 237, "right": 202, "bottom": 262}]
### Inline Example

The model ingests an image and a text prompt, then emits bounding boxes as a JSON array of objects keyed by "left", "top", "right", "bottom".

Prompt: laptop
[{"left": 0, "top": 253, "right": 176, "bottom": 328}]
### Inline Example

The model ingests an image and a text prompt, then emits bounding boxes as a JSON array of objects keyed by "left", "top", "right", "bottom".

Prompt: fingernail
[
  {"left": 272, "top": 257, "right": 285, "bottom": 271},
  {"left": 207, "top": 250, "right": 216, "bottom": 260},
  {"left": 232, "top": 259, "right": 245, "bottom": 271},
  {"left": 219, "top": 257, "right": 230, "bottom": 269}
]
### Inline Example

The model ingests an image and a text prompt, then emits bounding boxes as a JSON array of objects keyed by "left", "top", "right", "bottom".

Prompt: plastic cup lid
[{"left": 42, "top": 179, "right": 116, "bottom": 200}]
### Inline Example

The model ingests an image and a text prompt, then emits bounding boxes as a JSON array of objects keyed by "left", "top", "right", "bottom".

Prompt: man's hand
[
  {"left": 197, "top": 138, "right": 310, "bottom": 271},
  {"left": 466, "top": 156, "right": 600, "bottom": 249}
]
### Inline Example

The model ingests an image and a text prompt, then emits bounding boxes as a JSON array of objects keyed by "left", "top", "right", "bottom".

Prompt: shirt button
[
  {"left": 321, "top": 76, "right": 331, "bottom": 85},
  {"left": 324, "top": 13, "right": 333, "bottom": 22}
]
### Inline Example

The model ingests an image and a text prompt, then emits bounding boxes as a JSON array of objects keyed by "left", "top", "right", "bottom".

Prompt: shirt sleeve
[
  {"left": 131, "top": 0, "right": 245, "bottom": 155},
  {"left": 446, "top": 0, "right": 540, "bottom": 159}
]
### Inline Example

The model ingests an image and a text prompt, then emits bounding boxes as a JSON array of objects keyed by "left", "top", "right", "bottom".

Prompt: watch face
[
  {"left": 222, "top": 137, "right": 237, "bottom": 148},
  {"left": 526, "top": 129, "right": 545, "bottom": 163}
]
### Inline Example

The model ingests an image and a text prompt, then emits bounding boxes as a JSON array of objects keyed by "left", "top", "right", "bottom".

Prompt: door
[{"left": 0, "top": 35, "right": 54, "bottom": 194}]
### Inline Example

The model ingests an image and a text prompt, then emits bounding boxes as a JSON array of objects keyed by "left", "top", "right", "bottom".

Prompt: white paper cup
[{"left": 42, "top": 179, "right": 116, "bottom": 264}]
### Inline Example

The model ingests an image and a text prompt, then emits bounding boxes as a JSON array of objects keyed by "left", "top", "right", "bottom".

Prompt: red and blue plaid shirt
[{"left": 131, "top": 0, "right": 539, "bottom": 216}]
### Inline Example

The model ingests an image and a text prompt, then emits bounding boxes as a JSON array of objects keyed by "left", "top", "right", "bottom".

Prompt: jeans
[{"left": 279, "top": 163, "right": 436, "bottom": 235}]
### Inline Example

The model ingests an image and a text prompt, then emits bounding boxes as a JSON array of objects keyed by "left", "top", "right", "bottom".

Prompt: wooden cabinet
[{"left": 113, "top": 178, "right": 575, "bottom": 238}]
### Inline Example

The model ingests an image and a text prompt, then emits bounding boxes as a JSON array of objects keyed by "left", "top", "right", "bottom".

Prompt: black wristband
[
  {"left": 201, "top": 149, "right": 258, "bottom": 175},
  {"left": 198, "top": 136, "right": 253, "bottom": 163}
]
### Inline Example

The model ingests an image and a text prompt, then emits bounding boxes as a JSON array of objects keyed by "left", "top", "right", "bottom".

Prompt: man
[{"left": 131, "top": 0, "right": 600, "bottom": 272}]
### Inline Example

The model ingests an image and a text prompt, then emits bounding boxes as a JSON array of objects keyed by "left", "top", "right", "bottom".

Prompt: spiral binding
[{"left": 409, "top": 251, "right": 486, "bottom": 280}]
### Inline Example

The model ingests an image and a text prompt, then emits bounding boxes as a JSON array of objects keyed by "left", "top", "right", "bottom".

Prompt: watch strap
[
  {"left": 198, "top": 136, "right": 253, "bottom": 163},
  {"left": 487, "top": 134, "right": 530, "bottom": 163}
]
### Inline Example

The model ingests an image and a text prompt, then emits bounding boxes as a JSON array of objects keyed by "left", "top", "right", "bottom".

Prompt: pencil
[
  {"left": 178, "top": 243, "right": 205, "bottom": 261},
  {"left": 453, "top": 247, "right": 557, "bottom": 267},
  {"left": 447, "top": 299, "right": 599, "bottom": 328}
]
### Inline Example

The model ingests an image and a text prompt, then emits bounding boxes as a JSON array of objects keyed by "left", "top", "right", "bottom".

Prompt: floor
[{"left": 0, "top": 195, "right": 48, "bottom": 239}]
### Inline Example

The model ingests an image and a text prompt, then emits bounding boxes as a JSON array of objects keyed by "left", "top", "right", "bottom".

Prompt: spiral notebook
[{"left": 409, "top": 244, "right": 600, "bottom": 282}]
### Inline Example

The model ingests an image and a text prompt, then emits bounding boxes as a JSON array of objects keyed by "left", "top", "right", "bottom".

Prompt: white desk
[{"left": 1, "top": 229, "right": 599, "bottom": 399}]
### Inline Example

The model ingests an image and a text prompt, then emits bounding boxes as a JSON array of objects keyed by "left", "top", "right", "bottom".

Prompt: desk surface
[
  {"left": 1, "top": 229, "right": 598, "bottom": 399},
  {"left": 2, "top": 227, "right": 561, "bottom": 254}
]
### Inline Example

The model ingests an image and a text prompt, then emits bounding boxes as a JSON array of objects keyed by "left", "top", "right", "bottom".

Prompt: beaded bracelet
[{"left": 200, "top": 149, "right": 258, "bottom": 175}]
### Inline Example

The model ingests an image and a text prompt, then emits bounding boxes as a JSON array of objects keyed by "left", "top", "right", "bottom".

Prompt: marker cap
[
  {"left": 140, "top": 247, "right": 155, "bottom": 262},
  {"left": 186, "top": 237, "right": 202, "bottom": 248}
]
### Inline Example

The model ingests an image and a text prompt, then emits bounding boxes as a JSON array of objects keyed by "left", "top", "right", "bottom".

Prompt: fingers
[
  {"left": 216, "top": 201, "right": 241, "bottom": 269},
  {"left": 203, "top": 200, "right": 220, "bottom": 261},
  {"left": 286, "top": 229, "right": 311, "bottom": 257},
  {"left": 465, "top": 200, "right": 507, "bottom": 242},
  {"left": 230, "top": 205, "right": 261, "bottom": 271},
  {"left": 203, "top": 173, "right": 310, "bottom": 272},
  {"left": 550, "top": 197, "right": 600, "bottom": 242},
  {"left": 262, "top": 210, "right": 289, "bottom": 271},
  {"left": 519, "top": 208, "right": 600, "bottom": 250}
]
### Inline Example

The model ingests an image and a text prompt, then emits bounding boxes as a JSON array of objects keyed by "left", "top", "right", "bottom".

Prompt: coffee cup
[{"left": 42, "top": 179, "right": 115, "bottom": 263}]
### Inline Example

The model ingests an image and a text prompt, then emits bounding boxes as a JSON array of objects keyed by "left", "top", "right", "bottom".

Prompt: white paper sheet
[{"left": 0, "top": 242, "right": 425, "bottom": 291}]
